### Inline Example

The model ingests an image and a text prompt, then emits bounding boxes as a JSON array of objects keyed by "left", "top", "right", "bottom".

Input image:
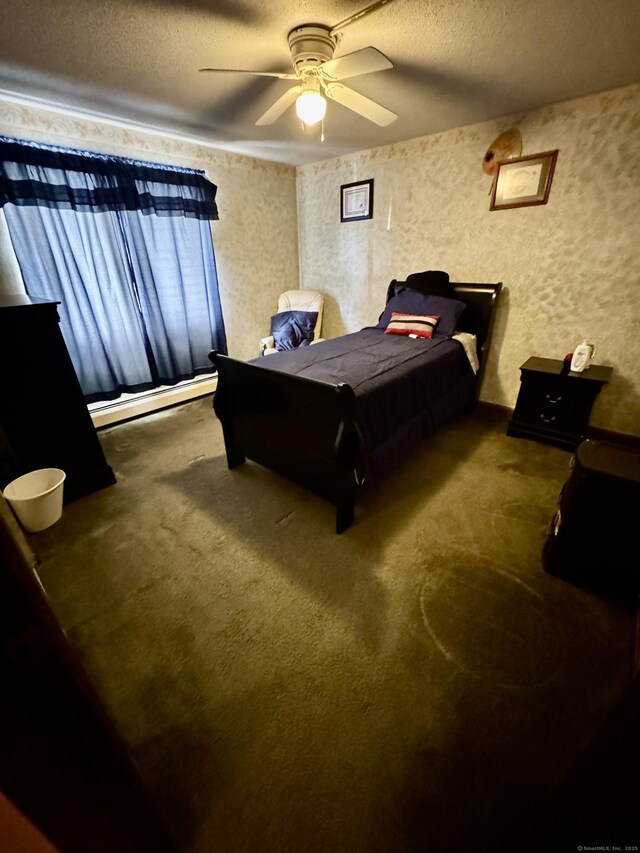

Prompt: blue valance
[{"left": 0, "top": 135, "right": 218, "bottom": 220}]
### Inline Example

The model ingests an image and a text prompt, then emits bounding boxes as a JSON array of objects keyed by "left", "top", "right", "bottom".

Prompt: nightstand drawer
[{"left": 513, "top": 377, "right": 595, "bottom": 433}]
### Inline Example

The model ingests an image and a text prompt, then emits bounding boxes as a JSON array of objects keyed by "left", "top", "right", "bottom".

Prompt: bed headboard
[{"left": 385, "top": 276, "right": 503, "bottom": 377}]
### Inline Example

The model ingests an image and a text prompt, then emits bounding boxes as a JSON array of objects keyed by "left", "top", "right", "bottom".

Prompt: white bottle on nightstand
[{"left": 570, "top": 340, "right": 596, "bottom": 373}]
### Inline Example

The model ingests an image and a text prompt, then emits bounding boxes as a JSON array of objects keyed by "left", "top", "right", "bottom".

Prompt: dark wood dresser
[
  {"left": 507, "top": 356, "right": 613, "bottom": 450},
  {"left": 0, "top": 295, "right": 116, "bottom": 502}
]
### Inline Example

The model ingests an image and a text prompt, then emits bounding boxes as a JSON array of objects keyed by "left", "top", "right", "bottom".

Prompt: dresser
[
  {"left": 0, "top": 295, "right": 116, "bottom": 502},
  {"left": 507, "top": 356, "right": 613, "bottom": 451}
]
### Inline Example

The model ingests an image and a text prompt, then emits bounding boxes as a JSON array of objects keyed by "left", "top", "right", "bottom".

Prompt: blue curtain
[{"left": 0, "top": 135, "right": 226, "bottom": 403}]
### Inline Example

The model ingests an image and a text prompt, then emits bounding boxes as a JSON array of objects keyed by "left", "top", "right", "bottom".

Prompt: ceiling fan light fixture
[
  {"left": 296, "top": 90, "right": 327, "bottom": 126},
  {"left": 203, "top": 7, "right": 398, "bottom": 130}
]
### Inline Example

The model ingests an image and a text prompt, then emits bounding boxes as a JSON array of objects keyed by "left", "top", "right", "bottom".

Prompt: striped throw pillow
[{"left": 385, "top": 312, "right": 440, "bottom": 338}]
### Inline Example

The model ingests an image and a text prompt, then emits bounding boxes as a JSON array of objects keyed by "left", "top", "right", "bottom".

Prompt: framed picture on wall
[
  {"left": 490, "top": 150, "right": 558, "bottom": 211},
  {"left": 340, "top": 179, "right": 374, "bottom": 222}
]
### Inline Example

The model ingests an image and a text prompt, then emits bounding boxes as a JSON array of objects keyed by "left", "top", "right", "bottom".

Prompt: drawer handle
[
  {"left": 545, "top": 393, "right": 562, "bottom": 403},
  {"left": 540, "top": 414, "right": 556, "bottom": 424}
]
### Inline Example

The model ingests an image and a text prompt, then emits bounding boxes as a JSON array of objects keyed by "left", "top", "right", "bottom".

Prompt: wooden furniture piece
[
  {"left": 542, "top": 439, "right": 640, "bottom": 602},
  {"left": 0, "top": 295, "right": 116, "bottom": 503},
  {"left": 0, "top": 498, "right": 175, "bottom": 852},
  {"left": 210, "top": 279, "right": 502, "bottom": 533},
  {"left": 507, "top": 356, "right": 613, "bottom": 450}
]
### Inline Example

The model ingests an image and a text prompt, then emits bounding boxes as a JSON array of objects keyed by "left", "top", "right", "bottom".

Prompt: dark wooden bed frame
[{"left": 209, "top": 279, "right": 502, "bottom": 533}]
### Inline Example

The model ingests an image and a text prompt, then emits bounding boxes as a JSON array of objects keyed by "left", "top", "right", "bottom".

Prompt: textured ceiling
[{"left": 1, "top": 0, "right": 639, "bottom": 165}]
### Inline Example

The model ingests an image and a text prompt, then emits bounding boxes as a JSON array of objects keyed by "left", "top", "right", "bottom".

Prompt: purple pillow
[
  {"left": 271, "top": 310, "right": 318, "bottom": 351},
  {"left": 376, "top": 292, "right": 466, "bottom": 336}
]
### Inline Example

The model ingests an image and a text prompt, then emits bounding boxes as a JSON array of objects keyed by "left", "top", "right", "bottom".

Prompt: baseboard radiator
[{"left": 88, "top": 373, "right": 217, "bottom": 429}]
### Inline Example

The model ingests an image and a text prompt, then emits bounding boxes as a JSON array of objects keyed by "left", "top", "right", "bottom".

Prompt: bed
[{"left": 208, "top": 272, "right": 502, "bottom": 533}]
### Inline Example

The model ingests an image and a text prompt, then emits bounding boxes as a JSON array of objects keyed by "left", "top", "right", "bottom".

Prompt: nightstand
[{"left": 507, "top": 356, "right": 613, "bottom": 450}]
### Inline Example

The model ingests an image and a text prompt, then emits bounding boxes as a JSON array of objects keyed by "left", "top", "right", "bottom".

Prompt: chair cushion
[{"left": 270, "top": 310, "right": 318, "bottom": 351}]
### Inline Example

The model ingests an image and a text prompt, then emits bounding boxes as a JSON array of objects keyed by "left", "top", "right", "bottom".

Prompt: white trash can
[{"left": 2, "top": 468, "right": 66, "bottom": 532}]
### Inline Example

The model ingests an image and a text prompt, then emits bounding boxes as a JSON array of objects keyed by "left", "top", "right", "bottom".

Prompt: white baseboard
[{"left": 89, "top": 374, "right": 217, "bottom": 428}]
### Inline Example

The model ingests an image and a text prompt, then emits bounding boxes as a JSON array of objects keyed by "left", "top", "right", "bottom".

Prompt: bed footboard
[{"left": 209, "top": 352, "right": 359, "bottom": 533}]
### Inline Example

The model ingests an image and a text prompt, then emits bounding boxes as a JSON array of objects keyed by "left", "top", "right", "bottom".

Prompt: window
[{"left": 0, "top": 136, "right": 226, "bottom": 403}]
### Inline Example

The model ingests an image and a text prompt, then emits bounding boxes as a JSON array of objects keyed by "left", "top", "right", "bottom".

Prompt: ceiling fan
[{"left": 199, "top": 0, "right": 398, "bottom": 129}]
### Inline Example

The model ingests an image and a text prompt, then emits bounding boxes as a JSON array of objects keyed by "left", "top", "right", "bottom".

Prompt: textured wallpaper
[
  {"left": 297, "top": 85, "right": 640, "bottom": 437},
  {"left": 0, "top": 98, "right": 300, "bottom": 361},
  {"left": 2, "top": 87, "right": 639, "bottom": 435}
]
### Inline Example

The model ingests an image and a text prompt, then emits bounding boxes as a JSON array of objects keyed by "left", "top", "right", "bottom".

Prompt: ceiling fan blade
[
  {"left": 319, "top": 47, "right": 392, "bottom": 81},
  {"left": 325, "top": 84, "right": 397, "bottom": 126},
  {"left": 255, "top": 85, "right": 301, "bottom": 126},
  {"left": 199, "top": 68, "right": 297, "bottom": 80}
]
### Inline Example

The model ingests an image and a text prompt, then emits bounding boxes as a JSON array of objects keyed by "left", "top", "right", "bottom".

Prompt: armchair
[{"left": 260, "top": 290, "right": 324, "bottom": 356}]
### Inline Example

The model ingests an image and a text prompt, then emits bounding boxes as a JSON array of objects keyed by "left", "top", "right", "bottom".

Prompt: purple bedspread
[{"left": 252, "top": 328, "right": 476, "bottom": 483}]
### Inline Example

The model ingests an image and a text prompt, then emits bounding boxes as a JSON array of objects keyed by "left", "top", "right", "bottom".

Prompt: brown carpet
[{"left": 28, "top": 398, "right": 638, "bottom": 853}]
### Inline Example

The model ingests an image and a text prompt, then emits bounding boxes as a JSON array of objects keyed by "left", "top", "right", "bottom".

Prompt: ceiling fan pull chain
[
  {"left": 321, "top": 119, "right": 325, "bottom": 143},
  {"left": 329, "top": 0, "right": 394, "bottom": 36}
]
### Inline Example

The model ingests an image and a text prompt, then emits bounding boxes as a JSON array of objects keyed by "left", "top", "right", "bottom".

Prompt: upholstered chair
[{"left": 260, "top": 289, "right": 324, "bottom": 355}]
